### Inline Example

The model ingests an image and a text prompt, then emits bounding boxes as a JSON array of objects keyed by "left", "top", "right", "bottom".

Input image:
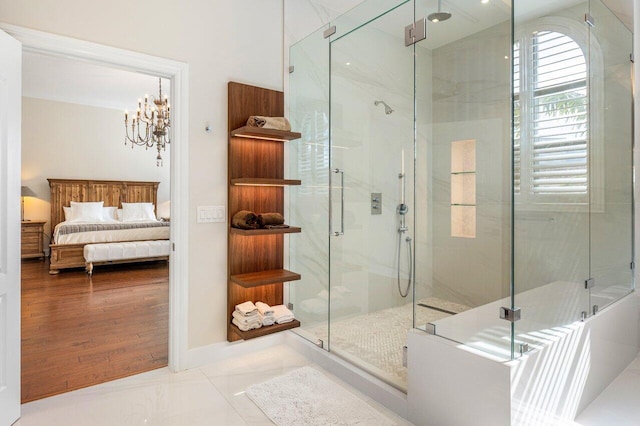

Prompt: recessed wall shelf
[
  {"left": 451, "top": 139, "right": 477, "bottom": 239},
  {"left": 231, "top": 178, "right": 302, "bottom": 186},
  {"left": 230, "top": 269, "right": 301, "bottom": 288},
  {"left": 231, "top": 125, "right": 302, "bottom": 142}
]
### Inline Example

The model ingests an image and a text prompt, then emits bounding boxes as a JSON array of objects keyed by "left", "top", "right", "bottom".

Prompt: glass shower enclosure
[{"left": 287, "top": 0, "right": 634, "bottom": 391}]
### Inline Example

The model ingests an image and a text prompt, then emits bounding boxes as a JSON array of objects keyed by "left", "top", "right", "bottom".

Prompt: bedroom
[{"left": 20, "top": 51, "right": 171, "bottom": 402}]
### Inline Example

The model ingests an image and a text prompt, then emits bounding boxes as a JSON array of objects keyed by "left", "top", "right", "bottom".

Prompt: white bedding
[{"left": 53, "top": 220, "right": 170, "bottom": 245}]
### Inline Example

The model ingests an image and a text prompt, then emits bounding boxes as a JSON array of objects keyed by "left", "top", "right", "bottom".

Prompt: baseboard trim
[{"left": 182, "top": 333, "right": 285, "bottom": 370}]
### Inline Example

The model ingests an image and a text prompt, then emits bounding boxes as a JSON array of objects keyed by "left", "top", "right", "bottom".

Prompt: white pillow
[
  {"left": 121, "top": 202, "right": 156, "bottom": 222},
  {"left": 63, "top": 206, "right": 71, "bottom": 221},
  {"left": 69, "top": 201, "right": 104, "bottom": 222},
  {"left": 116, "top": 208, "right": 123, "bottom": 221},
  {"left": 102, "top": 206, "right": 118, "bottom": 221}
]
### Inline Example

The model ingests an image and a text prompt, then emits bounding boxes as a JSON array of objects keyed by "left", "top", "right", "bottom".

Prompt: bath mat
[{"left": 245, "top": 366, "right": 397, "bottom": 426}]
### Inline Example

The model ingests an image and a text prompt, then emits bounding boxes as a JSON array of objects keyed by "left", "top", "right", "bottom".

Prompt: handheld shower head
[
  {"left": 427, "top": 0, "right": 452, "bottom": 22},
  {"left": 374, "top": 100, "right": 394, "bottom": 115}
]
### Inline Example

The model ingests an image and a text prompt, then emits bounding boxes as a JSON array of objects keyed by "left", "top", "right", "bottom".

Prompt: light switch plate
[{"left": 197, "top": 205, "right": 225, "bottom": 223}]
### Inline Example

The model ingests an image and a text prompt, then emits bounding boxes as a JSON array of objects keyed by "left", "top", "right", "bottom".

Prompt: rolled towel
[
  {"left": 261, "top": 314, "right": 276, "bottom": 326},
  {"left": 255, "top": 301, "right": 274, "bottom": 316},
  {"left": 247, "top": 116, "right": 291, "bottom": 131},
  {"left": 235, "top": 301, "right": 258, "bottom": 316},
  {"left": 232, "top": 310, "right": 261, "bottom": 326},
  {"left": 257, "top": 212, "right": 285, "bottom": 227},
  {"left": 271, "top": 304, "right": 295, "bottom": 324},
  {"left": 231, "top": 210, "right": 260, "bottom": 230},
  {"left": 232, "top": 317, "right": 262, "bottom": 332}
]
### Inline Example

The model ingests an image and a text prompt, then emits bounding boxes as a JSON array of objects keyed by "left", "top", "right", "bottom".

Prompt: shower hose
[{"left": 397, "top": 234, "right": 413, "bottom": 298}]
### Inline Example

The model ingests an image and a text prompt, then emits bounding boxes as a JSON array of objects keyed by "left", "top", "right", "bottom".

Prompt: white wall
[
  {"left": 0, "top": 0, "right": 284, "bottom": 349},
  {"left": 21, "top": 97, "right": 171, "bottom": 249}
]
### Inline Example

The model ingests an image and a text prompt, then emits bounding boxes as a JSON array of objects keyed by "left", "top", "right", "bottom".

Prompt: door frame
[{"left": 0, "top": 23, "right": 190, "bottom": 371}]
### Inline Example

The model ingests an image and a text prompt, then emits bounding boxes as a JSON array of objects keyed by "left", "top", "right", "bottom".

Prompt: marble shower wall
[{"left": 429, "top": 21, "right": 512, "bottom": 308}]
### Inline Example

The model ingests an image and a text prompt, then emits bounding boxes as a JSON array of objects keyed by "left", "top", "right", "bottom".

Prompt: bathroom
[{"left": 284, "top": 0, "right": 635, "bottom": 407}]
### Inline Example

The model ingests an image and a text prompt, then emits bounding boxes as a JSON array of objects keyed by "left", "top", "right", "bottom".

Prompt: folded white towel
[
  {"left": 271, "top": 304, "right": 295, "bottom": 324},
  {"left": 232, "top": 310, "right": 261, "bottom": 325},
  {"left": 261, "top": 313, "right": 276, "bottom": 326},
  {"left": 255, "top": 301, "right": 274, "bottom": 317},
  {"left": 235, "top": 301, "right": 258, "bottom": 316},
  {"left": 232, "top": 317, "right": 262, "bottom": 332}
]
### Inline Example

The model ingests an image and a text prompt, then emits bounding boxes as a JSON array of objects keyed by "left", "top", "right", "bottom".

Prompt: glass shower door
[{"left": 328, "top": 0, "right": 415, "bottom": 389}]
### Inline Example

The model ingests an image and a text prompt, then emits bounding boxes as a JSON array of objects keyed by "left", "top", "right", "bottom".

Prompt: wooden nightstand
[{"left": 21, "top": 220, "right": 46, "bottom": 260}]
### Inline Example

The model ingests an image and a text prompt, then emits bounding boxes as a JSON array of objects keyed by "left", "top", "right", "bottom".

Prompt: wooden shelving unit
[{"left": 227, "top": 82, "right": 302, "bottom": 342}]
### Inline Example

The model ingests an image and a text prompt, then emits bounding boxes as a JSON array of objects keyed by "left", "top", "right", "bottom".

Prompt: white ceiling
[{"left": 22, "top": 52, "right": 170, "bottom": 111}]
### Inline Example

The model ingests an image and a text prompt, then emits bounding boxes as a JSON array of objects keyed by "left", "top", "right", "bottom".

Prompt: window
[{"left": 514, "top": 25, "right": 598, "bottom": 208}]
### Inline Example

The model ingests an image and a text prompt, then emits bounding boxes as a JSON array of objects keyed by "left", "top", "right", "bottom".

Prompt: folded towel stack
[
  {"left": 247, "top": 116, "right": 291, "bottom": 132},
  {"left": 271, "top": 304, "right": 295, "bottom": 324},
  {"left": 232, "top": 301, "right": 262, "bottom": 331},
  {"left": 256, "top": 301, "right": 276, "bottom": 326}
]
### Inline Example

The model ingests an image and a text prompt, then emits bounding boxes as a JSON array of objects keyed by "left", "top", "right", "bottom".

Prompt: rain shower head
[
  {"left": 427, "top": 0, "right": 451, "bottom": 22},
  {"left": 374, "top": 100, "right": 394, "bottom": 114}
]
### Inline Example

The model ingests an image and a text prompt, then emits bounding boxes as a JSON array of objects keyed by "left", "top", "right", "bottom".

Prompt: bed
[{"left": 48, "top": 178, "right": 170, "bottom": 274}]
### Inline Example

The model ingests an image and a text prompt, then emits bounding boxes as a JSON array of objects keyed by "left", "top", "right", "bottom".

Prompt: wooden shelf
[
  {"left": 230, "top": 319, "right": 301, "bottom": 341},
  {"left": 230, "top": 226, "right": 302, "bottom": 236},
  {"left": 231, "top": 178, "right": 301, "bottom": 186},
  {"left": 231, "top": 126, "right": 301, "bottom": 141},
  {"left": 231, "top": 269, "right": 301, "bottom": 288}
]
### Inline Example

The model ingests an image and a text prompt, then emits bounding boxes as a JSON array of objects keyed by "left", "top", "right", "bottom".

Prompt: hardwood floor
[{"left": 21, "top": 258, "right": 169, "bottom": 403}]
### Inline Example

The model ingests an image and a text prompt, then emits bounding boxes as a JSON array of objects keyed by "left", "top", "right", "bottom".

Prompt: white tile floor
[
  {"left": 14, "top": 341, "right": 640, "bottom": 426},
  {"left": 15, "top": 343, "right": 410, "bottom": 426}
]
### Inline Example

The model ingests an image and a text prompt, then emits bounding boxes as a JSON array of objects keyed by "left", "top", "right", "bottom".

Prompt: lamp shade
[{"left": 21, "top": 186, "right": 37, "bottom": 198}]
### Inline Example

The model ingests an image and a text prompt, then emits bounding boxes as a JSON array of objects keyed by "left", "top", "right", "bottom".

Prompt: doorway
[{"left": 1, "top": 23, "right": 190, "bottom": 402}]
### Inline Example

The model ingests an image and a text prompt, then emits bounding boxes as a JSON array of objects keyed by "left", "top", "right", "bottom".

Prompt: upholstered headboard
[{"left": 48, "top": 178, "right": 160, "bottom": 230}]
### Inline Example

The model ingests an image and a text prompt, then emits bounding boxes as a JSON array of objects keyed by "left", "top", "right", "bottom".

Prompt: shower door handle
[{"left": 332, "top": 168, "right": 344, "bottom": 236}]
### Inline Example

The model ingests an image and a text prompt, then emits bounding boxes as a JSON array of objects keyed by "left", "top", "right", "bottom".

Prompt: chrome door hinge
[
  {"left": 402, "top": 346, "right": 408, "bottom": 367},
  {"left": 631, "top": 261, "right": 636, "bottom": 270},
  {"left": 585, "top": 13, "right": 595, "bottom": 27},
  {"left": 404, "top": 18, "right": 427, "bottom": 46},
  {"left": 172, "top": 242, "right": 175, "bottom": 251},
  {"left": 585, "top": 277, "right": 595, "bottom": 289},
  {"left": 289, "top": 65, "right": 295, "bottom": 74},
  {"left": 323, "top": 25, "right": 336, "bottom": 39},
  {"left": 425, "top": 323, "right": 436, "bottom": 335},
  {"left": 500, "top": 306, "right": 521, "bottom": 322},
  {"left": 287, "top": 302, "right": 294, "bottom": 310},
  {"left": 630, "top": 54, "right": 635, "bottom": 64}
]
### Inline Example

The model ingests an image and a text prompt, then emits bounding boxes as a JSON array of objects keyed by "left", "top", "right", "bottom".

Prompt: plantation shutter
[
  {"left": 529, "top": 31, "right": 588, "bottom": 196},
  {"left": 513, "top": 41, "right": 521, "bottom": 195}
]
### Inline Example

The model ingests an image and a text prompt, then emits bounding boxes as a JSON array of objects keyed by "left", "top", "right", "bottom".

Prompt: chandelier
[{"left": 124, "top": 78, "right": 171, "bottom": 166}]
